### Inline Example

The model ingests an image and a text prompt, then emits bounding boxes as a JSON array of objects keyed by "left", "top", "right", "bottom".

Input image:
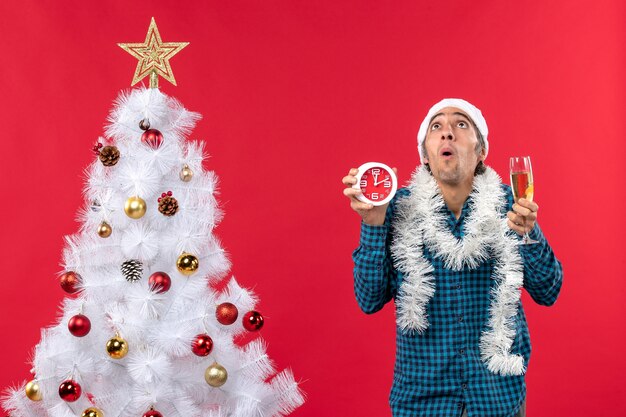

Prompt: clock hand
[{"left": 374, "top": 176, "right": 390, "bottom": 186}]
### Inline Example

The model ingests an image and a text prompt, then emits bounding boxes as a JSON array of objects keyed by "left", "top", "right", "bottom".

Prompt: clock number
[
  {"left": 371, "top": 169, "right": 381, "bottom": 175},
  {"left": 383, "top": 180, "right": 391, "bottom": 188},
  {"left": 371, "top": 193, "right": 379, "bottom": 200},
  {"left": 360, "top": 180, "right": 367, "bottom": 187}
]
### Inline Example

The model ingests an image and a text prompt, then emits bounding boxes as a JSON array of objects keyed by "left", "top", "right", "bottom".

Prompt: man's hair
[{"left": 422, "top": 121, "right": 486, "bottom": 175}]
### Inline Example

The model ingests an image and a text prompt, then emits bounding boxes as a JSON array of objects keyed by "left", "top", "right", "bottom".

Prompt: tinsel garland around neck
[{"left": 390, "top": 165, "right": 526, "bottom": 376}]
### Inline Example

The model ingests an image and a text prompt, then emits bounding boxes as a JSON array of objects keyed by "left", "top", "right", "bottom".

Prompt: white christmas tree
[{"left": 2, "top": 19, "right": 304, "bottom": 417}]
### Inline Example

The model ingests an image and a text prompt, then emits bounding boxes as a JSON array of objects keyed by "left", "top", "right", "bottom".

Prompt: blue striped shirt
[{"left": 353, "top": 184, "right": 563, "bottom": 417}]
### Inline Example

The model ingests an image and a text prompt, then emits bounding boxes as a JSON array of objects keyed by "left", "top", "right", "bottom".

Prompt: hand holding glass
[{"left": 509, "top": 156, "right": 538, "bottom": 244}]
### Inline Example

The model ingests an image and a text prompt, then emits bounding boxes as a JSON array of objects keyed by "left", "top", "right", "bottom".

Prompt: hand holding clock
[{"left": 342, "top": 163, "right": 398, "bottom": 226}]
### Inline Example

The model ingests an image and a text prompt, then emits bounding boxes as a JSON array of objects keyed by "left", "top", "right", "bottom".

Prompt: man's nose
[{"left": 441, "top": 124, "right": 454, "bottom": 140}]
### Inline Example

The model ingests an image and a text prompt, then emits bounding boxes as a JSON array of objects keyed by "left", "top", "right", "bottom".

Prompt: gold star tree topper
[{"left": 118, "top": 17, "right": 189, "bottom": 88}]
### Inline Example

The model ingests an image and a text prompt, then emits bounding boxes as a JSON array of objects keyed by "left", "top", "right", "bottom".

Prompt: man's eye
[
  {"left": 430, "top": 123, "right": 440, "bottom": 130},
  {"left": 458, "top": 121, "right": 467, "bottom": 128}
]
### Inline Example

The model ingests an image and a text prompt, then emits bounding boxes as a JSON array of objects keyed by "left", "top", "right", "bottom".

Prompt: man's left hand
[{"left": 507, "top": 198, "right": 539, "bottom": 236}]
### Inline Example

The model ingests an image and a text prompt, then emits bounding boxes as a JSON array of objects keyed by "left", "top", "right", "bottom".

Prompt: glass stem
[{"left": 522, "top": 216, "right": 528, "bottom": 244}]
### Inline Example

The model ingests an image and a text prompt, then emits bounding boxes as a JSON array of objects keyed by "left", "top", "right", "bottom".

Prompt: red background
[{"left": 0, "top": 1, "right": 624, "bottom": 416}]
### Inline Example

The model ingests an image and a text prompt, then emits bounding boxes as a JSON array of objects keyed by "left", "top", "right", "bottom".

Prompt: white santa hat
[{"left": 417, "top": 98, "right": 489, "bottom": 163}]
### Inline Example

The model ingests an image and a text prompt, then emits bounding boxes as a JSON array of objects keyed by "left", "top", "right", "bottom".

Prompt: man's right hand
[{"left": 342, "top": 167, "right": 397, "bottom": 226}]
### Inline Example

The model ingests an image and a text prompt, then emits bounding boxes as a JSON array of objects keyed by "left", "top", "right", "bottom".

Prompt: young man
[{"left": 342, "top": 99, "right": 562, "bottom": 417}]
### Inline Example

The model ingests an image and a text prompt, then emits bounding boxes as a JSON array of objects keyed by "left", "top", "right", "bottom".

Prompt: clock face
[{"left": 355, "top": 162, "right": 397, "bottom": 206}]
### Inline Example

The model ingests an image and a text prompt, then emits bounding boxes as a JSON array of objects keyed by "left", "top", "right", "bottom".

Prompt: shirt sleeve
[
  {"left": 351, "top": 193, "right": 401, "bottom": 314},
  {"left": 520, "top": 223, "right": 564, "bottom": 306},
  {"left": 502, "top": 184, "right": 564, "bottom": 306}
]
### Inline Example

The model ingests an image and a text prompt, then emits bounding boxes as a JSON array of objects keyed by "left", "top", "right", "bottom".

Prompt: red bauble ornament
[
  {"left": 242, "top": 311, "right": 264, "bottom": 331},
  {"left": 216, "top": 302, "right": 238, "bottom": 325},
  {"left": 59, "top": 379, "right": 82, "bottom": 402},
  {"left": 68, "top": 314, "right": 91, "bottom": 337},
  {"left": 191, "top": 333, "right": 213, "bottom": 356},
  {"left": 141, "top": 129, "right": 163, "bottom": 148},
  {"left": 60, "top": 271, "right": 81, "bottom": 294},
  {"left": 143, "top": 410, "right": 162, "bottom": 417},
  {"left": 148, "top": 272, "right": 171, "bottom": 294}
]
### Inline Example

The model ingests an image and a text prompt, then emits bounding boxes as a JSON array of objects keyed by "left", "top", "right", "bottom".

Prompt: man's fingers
[
  {"left": 507, "top": 211, "right": 534, "bottom": 226},
  {"left": 517, "top": 198, "right": 539, "bottom": 213},
  {"left": 507, "top": 211, "right": 524, "bottom": 226},
  {"left": 342, "top": 175, "right": 358, "bottom": 186},
  {"left": 513, "top": 202, "right": 539, "bottom": 217},
  {"left": 512, "top": 205, "right": 538, "bottom": 222},
  {"left": 507, "top": 210, "right": 537, "bottom": 235},
  {"left": 512, "top": 203, "right": 531, "bottom": 217},
  {"left": 343, "top": 187, "right": 362, "bottom": 199},
  {"left": 351, "top": 200, "right": 373, "bottom": 211},
  {"left": 507, "top": 219, "right": 525, "bottom": 236},
  {"left": 506, "top": 211, "right": 516, "bottom": 222},
  {"left": 349, "top": 168, "right": 358, "bottom": 176}
]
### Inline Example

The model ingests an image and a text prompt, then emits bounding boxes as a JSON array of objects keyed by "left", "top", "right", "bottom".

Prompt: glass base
[{"left": 521, "top": 234, "right": 538, "bottom": 245}]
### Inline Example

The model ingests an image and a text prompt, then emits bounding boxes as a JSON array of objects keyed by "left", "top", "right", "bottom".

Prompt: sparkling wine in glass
[{"left": 509, "top": 156, "right": 538, "bottom": 244}]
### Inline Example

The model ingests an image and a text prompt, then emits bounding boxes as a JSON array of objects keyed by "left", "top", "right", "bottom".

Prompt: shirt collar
[{"left": 443, "top": 195, "right": 473, "bottom": 228}]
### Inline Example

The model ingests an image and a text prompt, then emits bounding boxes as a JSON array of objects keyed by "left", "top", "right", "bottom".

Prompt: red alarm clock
[{"left": 353, "top": 162, "right": 398, "bottom": 206}]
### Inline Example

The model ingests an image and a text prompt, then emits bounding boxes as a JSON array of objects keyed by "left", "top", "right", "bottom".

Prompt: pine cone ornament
[
  {"left": 121, "top": 260, "right": 143, "bottom": 282},
  {"left": 158, "top": 192, "right": 178, "bottom": 216},
  {"left": 99, "top": 146, "right": 120, "bottom": 167}
]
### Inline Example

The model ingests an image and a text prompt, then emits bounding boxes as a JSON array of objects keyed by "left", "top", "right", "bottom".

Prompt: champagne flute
[{"left": 509, "top": 156, "right": 538, "bottom": 244}]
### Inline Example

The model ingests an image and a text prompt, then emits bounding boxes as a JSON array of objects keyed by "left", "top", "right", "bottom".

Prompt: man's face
[{"left": 423, "top": 107, "right": 485, "bottom": 186}]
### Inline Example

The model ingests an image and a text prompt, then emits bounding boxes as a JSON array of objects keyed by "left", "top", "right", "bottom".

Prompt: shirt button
[
  {"left": 458, "top": 315, "right": 464, "bottom": 322},
  {"left": 377, "top": 265, "right": 382, "bottom": 270},
  {"left": 457, "top": 402, "right": 463, "bottom": 409},
  {"left": 459, "top": 349, "right": 465, "bottom": 355},
  {"left": 462, "top": 383, "right": 468, "bottom": 390},
  {"left": 455, "top": 284, "right": 461, "bottom": 290}
]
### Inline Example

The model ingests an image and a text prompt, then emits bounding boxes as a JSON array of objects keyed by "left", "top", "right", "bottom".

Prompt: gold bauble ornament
[
  {"left": 25, "top": 380, "right": 42, "bottom": 401},
  {"left": 124, "top": 196, "right": 147, "bottom": 219},
  {"left": 97, "top": 221, "right": 112, "bottom": 238},
  {"left": 180, "top": 164, "right": 193, "bottom": 182},
  {"left": 204, "top": 362, "right": 228, "bottom": 387},
  {"left": 106, "top": 335, "right": 129, "bottom": 359},
  {"left": 176, "top": 253, "right": 199, "bottom": 276},
  {"left": 82, "top": 408, "right": 104, "bottom": 417}
]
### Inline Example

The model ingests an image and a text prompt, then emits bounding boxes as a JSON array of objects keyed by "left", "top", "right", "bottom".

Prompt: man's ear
[{"left": 479, "top": 147, "right": 486, "bottom": 161}]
